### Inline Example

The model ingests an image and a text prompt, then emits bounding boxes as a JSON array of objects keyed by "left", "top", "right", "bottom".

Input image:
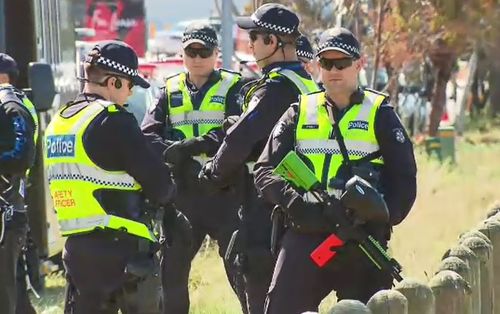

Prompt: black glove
[
  {"left": 197, "top": 160, "right": 221, "bottom": 194},
  {"left": 286, "top": 194, "right": 332, "bottom": 234},
  {"left": 162, "top": 205, "right": 193, "bottom": 248},
  {"left": 163, "top": 138, "right": 202, "bottom": 165}
]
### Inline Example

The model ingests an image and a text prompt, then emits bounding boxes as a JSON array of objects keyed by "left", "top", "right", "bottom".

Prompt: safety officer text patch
[
  {"left": 46, "top": 135, "right": 76, "bottom": 158},
  {"left": 348, "top": 120, "right": 369, "bottom": 131}
]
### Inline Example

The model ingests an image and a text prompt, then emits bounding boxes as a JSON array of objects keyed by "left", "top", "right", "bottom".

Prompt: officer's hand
[
  {"left": 163, "top": 207, "right": 193, "bottom": 248},
  {"left": 286, "top": 195, "right": 332, "bottom": 234},
  {"left": 163, "top": 141, "right": 186, "bottom": 165},
  {"left": 223, "top": 115, "right": 239, "bottom": 133}
]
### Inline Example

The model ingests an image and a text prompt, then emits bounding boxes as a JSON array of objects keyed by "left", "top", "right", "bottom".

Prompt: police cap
[
  {"left": 316, "top": 27, "right": 361, "bottom": 59},
  {"left": 236, "top": 3, "right": 300, "bottom": 36},
  {"left": 182, "top": 22, "right": 218, "bottom": 49},
  {"left": 85, "top": 40, "right": 150, "bottom": 88},
  {"left": 296, "top": 35, "right": 315, "bottom": 62},
  {"left": 0, "top": 53, "right": 18, "bottom": 74}
]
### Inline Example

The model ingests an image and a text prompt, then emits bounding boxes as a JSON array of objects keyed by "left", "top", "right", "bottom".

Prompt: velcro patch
[
  {"left": 348, "top": 120, "right": 368, "bottom": 130},
  {"left": 46, "top": 135, "right": 76, "bottom": 158}
]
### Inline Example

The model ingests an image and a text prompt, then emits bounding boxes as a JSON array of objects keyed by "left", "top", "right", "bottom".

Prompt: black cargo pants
[
  {"left": 63, "top": 231, "right": 161, "bottom": 314},
  {"left": 161, "top": 172, "right": 247, "bottom": 314},
  {"left": 264, "top": 230, "right": 393, "bottom": 314}
]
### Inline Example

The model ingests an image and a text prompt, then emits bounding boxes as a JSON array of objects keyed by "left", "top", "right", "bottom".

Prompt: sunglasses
[
  {"left": 184, "top": 47, "right": 215, "bottom": 59},
  {"left": 318, "top": 57, "right": 357, "bottom": 71},
  {"left": 249, "top": 30, "right": 269, "bottom": 42}
]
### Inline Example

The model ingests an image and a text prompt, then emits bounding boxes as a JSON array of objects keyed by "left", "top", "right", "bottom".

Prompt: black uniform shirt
[
  {"left": 254, "top": 95, "right": 417, "bottom": 226},
  {"left": 210, "top": 61, "right": 312, "bottom": 186},
  {"left": 0, "top": 91, "right": 36, "bottom": 176},
  {"left": 141, "top": 69, "right": 245, "bottom": 157},
  {"left": 60, "top": 93, "right": 173, "bottom": 210}
]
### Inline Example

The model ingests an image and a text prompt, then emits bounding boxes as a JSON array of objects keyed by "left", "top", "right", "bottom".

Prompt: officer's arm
[
  {"left": 140, "top": 90, "right": 171, "bottom": 156},
  {"left": 375, "top": 104, "right": 417, "bottom": 225},
  {"left": 210, "top": 82, "right": 297, "bottom": 184},
  {"left": 0, "top": 102, "right": 36, "bottom": 175},
  {"left": 254, "top": 105, "right": 301, "bottom": 208},
  {"left": 105, "top": 112, "right": 174, "bottom": 204}
]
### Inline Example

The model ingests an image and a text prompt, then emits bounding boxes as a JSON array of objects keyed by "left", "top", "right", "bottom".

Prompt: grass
[{"left": 33, "top": 129, "right": 500, "bottom": 313}]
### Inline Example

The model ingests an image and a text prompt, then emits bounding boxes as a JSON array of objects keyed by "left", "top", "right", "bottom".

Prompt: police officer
[
  {"left": 296, "top": 35, "right": 319, "bottom": 81},
  {"left": 200, "top": 4, "right": 319, "bottom": 313},
  {"left": 140, "top": 22, "right": 247, "bottom": 314},
  {"left": 44, "top": 41, "right": 186, "bottom": 314},
  {"left": 253, "top": 27, "right": 417, "bottom": 313},
  {"left": 0, "top": 53, "right": 38, "bottom": 314}
]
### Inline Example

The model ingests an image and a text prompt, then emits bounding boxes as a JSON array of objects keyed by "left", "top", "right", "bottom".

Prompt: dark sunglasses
[
  {"left": 318, "top": 57, "right": 357, "bottom": 71},
  {"left": 184, "top": 47, "right": 214, "bottom": 59},
  {"left": 249, "top": 30, "right": 269, "bottom": 42}
]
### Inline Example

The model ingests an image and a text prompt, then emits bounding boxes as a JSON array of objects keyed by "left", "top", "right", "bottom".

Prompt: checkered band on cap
[
  {"left": 318, "top": 40, "right": 360, "bottom": 56},
  {"left": 251, "top": 13, "right": 296, "bottom": 34},
  {"left": 297, "top": 50, "right": 314, "bottom": 60},
  {"left": 182, "top": 33, "right": 218, "bottom": 45},
  {"left": 95, "top": 56, "right": 138, "bottom": 76}
]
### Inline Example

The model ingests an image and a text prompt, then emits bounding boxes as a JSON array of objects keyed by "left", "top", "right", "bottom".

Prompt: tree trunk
[
  {"left": 370, "top": 0, "right": 384, "bottom": 89},
  {"left": 488, "top": 65, "right": 500, "bottom": 117}
]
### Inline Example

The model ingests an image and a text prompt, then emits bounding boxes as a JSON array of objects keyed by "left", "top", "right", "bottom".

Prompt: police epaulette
[
  {"left": 219, "top": 68, "right": 241, "bottom": 76},
  {"left": 364, "top": 87, "right": 389, "bottom": 98},
  {"left": 164, "top": 72, "right": 182, "bottom": 82}
]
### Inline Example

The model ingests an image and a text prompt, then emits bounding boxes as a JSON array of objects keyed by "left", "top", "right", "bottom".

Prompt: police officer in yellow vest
[
  {"left": 254, "top": 27, "right": 417, "bottom": 313},
  {"left": 0, "top": 53, "right": 38, "bottom": 314},
  {"left": 141, "top": 22, "right": 248, "bottom": 314},
  {"left": 45, "top": 41, "right": 183, "bottom": 314},
  {"left": 199, "top": 4, "right": 319, "bottom": 313}
]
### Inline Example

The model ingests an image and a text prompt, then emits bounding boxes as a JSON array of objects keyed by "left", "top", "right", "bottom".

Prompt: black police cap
[
  {"left": 296, "top": 35, "right": 314, "bottom": 61},
  {"left": 85, "top": 40, "right": 150, "bottom": 88},
  {"left": 316, "top": 27, "right": 361, "bottom": 59},
  {"left": 182, "top": 22, "right": 218, "bottom": 49},
  {"left": 236, "top": 3, "right": 300, "bottom": 35},
  {"left": 0, "top": 53, "right": 18, "bottom": 74}
]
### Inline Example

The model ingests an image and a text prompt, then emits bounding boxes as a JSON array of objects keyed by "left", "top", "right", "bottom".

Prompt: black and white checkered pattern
[
  {"left": 96, "top": 56, "right": 139, "bottom": 77},
  {"left": 171, "top": 118, "right": 224, "bottom": 128},
  {"left": 182, "top": 33, "right": 218, "bottom": 45},
  {"left": 318, "top": 40, "right": 360, "bottom": 56},
  {"left": 297, "top": 50, "right": 314, "bottom": 60},
  {"left": 251, "top": 14, "right": 296, "bottom": 34},
  {"left": 48, "top": 173, "right": 136, "bottom": 189}
]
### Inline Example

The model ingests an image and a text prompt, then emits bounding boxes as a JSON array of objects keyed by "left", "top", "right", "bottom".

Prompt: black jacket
[
  {"left": 209, "top": 61, "right": 313, "bottom": 186},
  {"left": 253, "top": 93, "right": 417, "bottom": 226}
]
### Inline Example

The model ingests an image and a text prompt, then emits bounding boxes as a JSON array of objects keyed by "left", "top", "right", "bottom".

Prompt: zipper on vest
[
  {"left": 193, "top": 124, "right": 199, "bottom": 137},
  {"left": 320, "top": 128, "right": 335, "bottom": 190}
]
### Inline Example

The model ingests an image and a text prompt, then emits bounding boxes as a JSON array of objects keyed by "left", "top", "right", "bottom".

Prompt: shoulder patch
[
  {"left": 219, "top": 68, "right": 241, "bottom": 76},
  {"left": 364, "top": 87, "right": 390, "bottom": 98},
  {"left": 164, "top": 72, "right": 182, "bottom": 83}
]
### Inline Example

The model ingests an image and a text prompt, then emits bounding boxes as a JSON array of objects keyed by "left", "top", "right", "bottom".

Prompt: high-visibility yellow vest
[
  {"left": 295, "top": 90, "right": 386, "bottom": 194},
  {"left": 242, "top": 67, "right": 319, "bottom": 112},
  {"left": 165, "top": 70, "right": 240, "bottom": 139},
  {"left": 44, "top": 100, "right": 156, "bottom": 242}
]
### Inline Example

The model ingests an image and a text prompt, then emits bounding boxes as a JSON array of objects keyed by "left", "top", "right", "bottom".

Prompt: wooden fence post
[
  {"left": 367, "top": 289, "right": 408, "bottom": 314},
  {"left": 460, "top": 236, "right": 494, "bottom": 314},
  {"left": 328, "top": 300, "right": 372, "bottom": 314},
  {"left": 429, "top": 270, "right": 472, "bottom": 314},
  {"left": 395, "top": 279, "right": 435, "bottom": 314},
  {"left": 443, "top": 245, "right": 481, "bottom": 313},
  {"left": 437, "top": 257, "right": 473, "bottom": 313}
]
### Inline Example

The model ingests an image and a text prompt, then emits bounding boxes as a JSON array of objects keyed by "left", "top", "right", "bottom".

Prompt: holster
[{"left": 124, "top": 239, "right": 159, "bottom": 281}]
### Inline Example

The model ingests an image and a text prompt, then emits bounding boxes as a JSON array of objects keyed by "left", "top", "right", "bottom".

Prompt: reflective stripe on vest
[
  {"left": 242, "top": 67, "right": 319, "bottom": 112},
  {"left": 166, "top": 71, "right": 240, "bottom": 139},
  {"left": 44, "top": 100, "right": 155, "bottom": 242},
  {"left": 295, "top": 90, "right": 385, "bottom": 193}
]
